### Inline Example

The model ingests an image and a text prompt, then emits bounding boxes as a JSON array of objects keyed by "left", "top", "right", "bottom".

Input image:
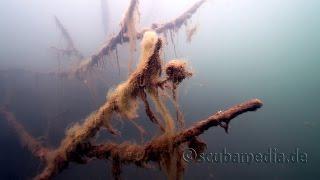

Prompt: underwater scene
[{"left": 0, "top": 0, "right": 319, "bottom": 179}]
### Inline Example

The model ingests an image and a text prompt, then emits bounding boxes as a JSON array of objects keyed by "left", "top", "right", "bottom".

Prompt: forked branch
[
  {"left": 36, "top": 99, "right": 263, "bottom": 179},
  {"left": 52, "top": 16, "right": 84, "bottom": 60},
  {"left": 71, "top": 0, "right": 206, "bottom": 78}
]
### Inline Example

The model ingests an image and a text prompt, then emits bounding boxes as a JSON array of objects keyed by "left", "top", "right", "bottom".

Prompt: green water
[
  {"left": 182, "top": 0, "right": 320, "bottom": 179},
  {"left": 0, "top": 0, "right": 319, "bottom": 179}
]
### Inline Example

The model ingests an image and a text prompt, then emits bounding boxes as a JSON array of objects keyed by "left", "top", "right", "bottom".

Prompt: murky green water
[{"left": 0, "top": 0, "right": 319, "bottom": 179}]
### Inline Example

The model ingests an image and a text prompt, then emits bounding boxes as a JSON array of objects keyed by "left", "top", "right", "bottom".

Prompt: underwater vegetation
[{"left": 0, "top": 0, "right": 263, "bottom": 180}]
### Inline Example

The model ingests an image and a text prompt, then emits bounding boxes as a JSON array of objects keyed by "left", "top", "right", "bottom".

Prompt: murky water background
[{"left": 0, "top": 0, "right": 319, "bottom": 179}]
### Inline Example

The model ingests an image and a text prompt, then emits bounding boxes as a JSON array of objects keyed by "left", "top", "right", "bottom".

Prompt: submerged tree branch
[
  {"left": 3, "top": 28, "right": 263, "bottom": 180},
  {"left": 1, "top": 97, "right": 262, "bottom": 180},
  {"left": 37, "top": 99, "right": 263, "bottom": 179},
  {"left": 173, "top": 98, "right": 263, "bottom": 145},
  {"left": 52, "top": 16, "right": 84, "bottom": 60},
  {"left": 13, "top": 28, "right": 262, "bottom": 180},
  {"left": 88, "top": 99, "right": 263, "bottom": 160},
  {"left": 0, "top": 1, "right": 264, "bottom": 179},
  {"left": 71, "top": 0, "right": 206, "bottom": 78},
  {"left": 150, "top": 0, "right": 205, "bottom": 35},
  {"left": 0, "top": 107, "right": 49, "bottom": 161},
  {"left": 35, "top": 31, "right": 165, "bottom": 180}
]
